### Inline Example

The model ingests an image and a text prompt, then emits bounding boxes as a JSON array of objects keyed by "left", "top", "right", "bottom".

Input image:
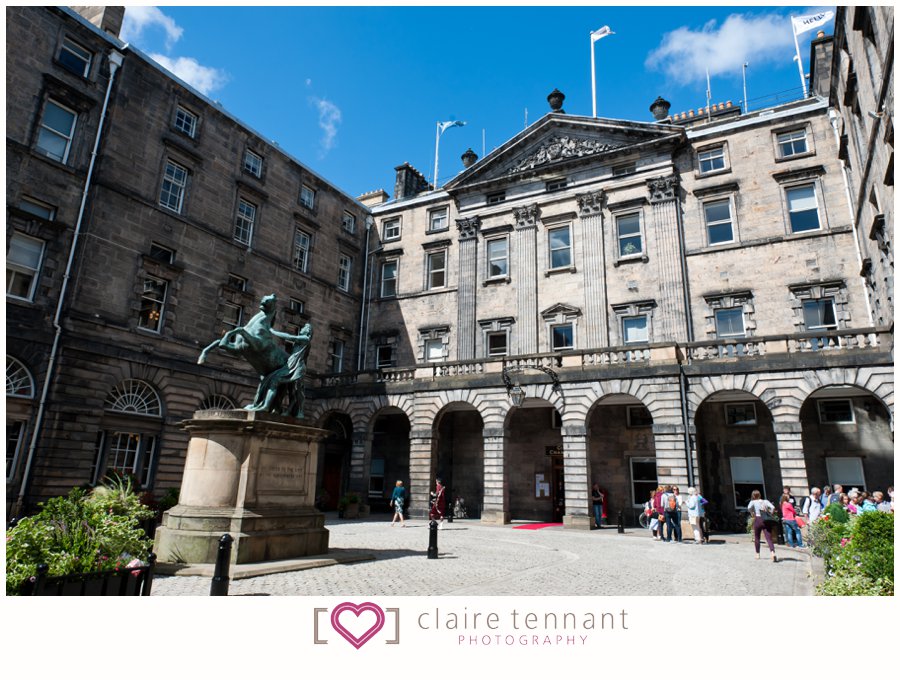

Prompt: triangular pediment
[
  {"left": 446, "top": 113, "right": 684, "bottom": 191},
  {"left": 541, "top": 303, "right": 582, "bottom": 320}
]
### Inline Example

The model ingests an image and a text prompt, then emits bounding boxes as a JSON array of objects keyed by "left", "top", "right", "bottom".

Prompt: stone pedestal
[{"left": 154, "top": 410, "right": 329, "bottom": 565}]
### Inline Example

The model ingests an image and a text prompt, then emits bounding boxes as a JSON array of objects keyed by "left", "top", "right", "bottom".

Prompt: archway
[
  {"left": 433, "top": 403, "right": 484, "bottom": 519},
  {"left": 369, "top": 408, "right": 411, "bottom": 513},
  {"left": 505, "top": 398, "right": 562, "bottom": 522},
  {"left": 316, "top": 412, "right": 352, "bottom": 510}
]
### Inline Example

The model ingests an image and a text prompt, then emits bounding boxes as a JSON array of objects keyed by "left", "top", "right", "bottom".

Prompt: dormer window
[{"left": 487, "top": 191, "right": 505, "bottom": 205}]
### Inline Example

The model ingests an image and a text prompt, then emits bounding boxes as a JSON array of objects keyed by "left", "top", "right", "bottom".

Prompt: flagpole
[
  {"left": 433, "top": 122, "right": 440, "bottom": 190},
  {"left": 790, "top": 17, "right": 808, "bottom": 98},
  {"left": 742, "top": 62, "right": 749, "bottom": 113},
  {"left": 591, "top": 34, "right": 597, "bottom": 118},
  {"left": 706, "top": 68, "right": 712, "bottom": 122}
]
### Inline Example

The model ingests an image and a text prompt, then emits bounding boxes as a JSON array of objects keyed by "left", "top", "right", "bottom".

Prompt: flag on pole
[
  {"left": 438, "top": 120, "right": 466, "bottom": 134},
  {"left": 591, "top": 25, "right": 614, "bottom": 42},
  {"left": 791, "top": 11, "right": 834, "bottom": 35}
]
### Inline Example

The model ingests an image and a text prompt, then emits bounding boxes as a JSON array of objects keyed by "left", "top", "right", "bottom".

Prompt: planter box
[{"left": 22, "top": 554, "right": 156, "bottom": 596}]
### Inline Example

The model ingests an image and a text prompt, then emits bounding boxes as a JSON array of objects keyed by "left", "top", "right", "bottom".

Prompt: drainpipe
[
  {"left": 674, "top": 176, "right": 695, "bottom": 488},
  {"left": 356, "top": 216, "right": 374, "bottom": 371},
  {"left": 15, "top": 49, "right": 125, "bottom": 517}
]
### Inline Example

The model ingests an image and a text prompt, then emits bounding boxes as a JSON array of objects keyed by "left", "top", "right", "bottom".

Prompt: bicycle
[{"left": 453, "top": 497, "right": 468, "bottom": 519}]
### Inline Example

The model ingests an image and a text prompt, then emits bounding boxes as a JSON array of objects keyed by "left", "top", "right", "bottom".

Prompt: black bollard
[
  {"left": 427, "top": 519, "right": 439, "bottom": 559},
  {"left": 210, "top": 533, "right": 233, "bottom": 596},
  {"left": 617, "top": 510, "right": 625, "bottom": 534}
]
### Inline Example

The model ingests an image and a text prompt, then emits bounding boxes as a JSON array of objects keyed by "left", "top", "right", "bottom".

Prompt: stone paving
[{"left": 151, "top": 515, "right": 815, "bottom": 597}]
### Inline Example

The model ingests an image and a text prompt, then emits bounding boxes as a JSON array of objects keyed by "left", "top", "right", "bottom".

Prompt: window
[
  {"left": 817, "top": 399, "right": 854, "bottom": 424},
  {"left": 616, "top": 213, "right": 643, "bottom": 257},
  {"left": 200, "top": 394, "right": 236, "bottom": 410},
  {"left": 826, "top": 457, "right": 866, "bottom": 490},
  {"left": 622, "top": 315, "right": 648, "bottom": 344},
  {"left": 486, "top": 238, "right": 508, "bottom": 278},
  {"left": 551, "top": 323, "right": 574, "bottom": 351},
  {"left": 93, "top": 431, "right": 158, "bottom": 488},
  {"left": 368, "top": 458, "right": 385, "bottom": 495},
  {"left": 338, "top": 254, "right": 353, "bottom": 292},
  {"left": 159, "top": 160, "right": 188, "bottom": 213},
  {"left": 19, "top": 197, "right": 56, "bottom": 221},
  {"left": 226, "top": 273, "right": 247, "bottom": 291},
  {"left": 703, "top": 199, "right": 734, "bottom": 244},
  {"left": 426, "top": 250, "right": 446, "bottom": 289},
  {"left": 104, "top": 379, "right": 162, "bottom": 415},
  {"left": 786, "top": 184, "right": 820, "bottom": 232},
  {"left": 137, "top": 276, "right": 167, "bottom": 332},
  {"left": 424, "top": 338, "right": 444, "bottom": 362},
  {"left": 243, "top": 150, "right": 263, "bottom": 177},
  {"left": 36, "top": 100, "right": 77, "bottom": 163},
  {"left": 233, "top": 199, "right": 256, "bottom": 246},
  {"left": 330, "top": 339, "right": 345, "bottom": 372},
  {"left": 293, "top": 228, "right": 311, "bottom": 272},
  {"left": 630, "top": 458, "right": 658, "bottom": 506},
  {"left": 612, "top": 162, "right": 636, "bottom": 176},
  {"left": 548, "top": 226, "right": 572, "bottom": 269},
  {"left": 626, "top": 406, "right": 653, "bottom": 428},
  {"left": 376, "top": 345, "right": 394, "bottom": 369},
  {"left": 289, "top": 298, "right": 305, "bottom": 314},
  {"left": 342, "top": 211, "right": 356, "bottom": 233},
  {"left": 803, "top": 298, "right": 837, "bottom": 330},
  {"left": 7, "top": 357, "right": 35, "bottom": 398},
  {"left": 382, "top": 218, "right": 401, "bottom": 241},
  {"left": 725, "top": 403, "right": 757, "bottom": 426},
  {"left": 300, "top": 184, "right": 316, "bottom": 210},
  {"left": 58, "top": 37, "right": 92, "bottom": 77},
  {"left": 380, "top": 260, "right": 397, "bottom": 297},
  {"left": 730, "top": 457, "right": 765, "bottom": 508},
  {"left": 222, "top": 303, "right": 242, "bottom": 331},
  {"left": 7, "top": 420, "right": 25, "bottom": 481},
  {"left": 715, "top": 307, "right": 745, "bottom": 338},
  {"left": 7, "top": 233, "right": 45, "bottom": 301},
  {"left": 777, "top": 129, "right": 808, "bottom": 158},
  {"left": 698, "top": 145, "right": 726, "bottom": 174},
  {"left": 428, "top": 207, "right": 449, "bottom": 232},
  {"left": 149, "top": 243, "right": 174, "bottom": 264},
  {"left": 546, "top": 178, "right": 567, "bottom": 192},
  {"left": 173, "top": 106, "right": 197, "bottom": 138},
  {"left": 487, "top": 191, "right": 505, "bottom": 205},
  {"left": 486, "top": 331, "right": 508, "bottom": 356}
]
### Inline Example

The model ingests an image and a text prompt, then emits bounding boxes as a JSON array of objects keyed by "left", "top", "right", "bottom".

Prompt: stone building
[{"left": 7, "top": 6, "right": 894, "bottom": 527}]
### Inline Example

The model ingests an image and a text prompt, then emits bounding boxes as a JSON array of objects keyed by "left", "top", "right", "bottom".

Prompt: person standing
[
  {"left": 662, "top": 485, "right": 683, "bottom": 543},
  {"left": 802, "top": 487, "right": 823, "bottom": 522},
  {"left": 826, "top": 484, "right": 843, "bottom": 506},
  {"left": 686, "top": 487, "right": 707, "bottom": 544},
  {"left": 780, "top": 493, "right": 803, "bottom": 548},
  {"left": 652, "top": 486, "right": 666, "bottom": 540},
  {"left": 747, "top": 490, "right": 777, "bottom": 562},
  {"left": 390, "top": 480, "right": 407, "bottom": 527},
  {"left": 429, "top": 477, "right": 447, "bottom": 528},
  {"left": 591, "top": 483, "right": 605, "bottom": 529}
]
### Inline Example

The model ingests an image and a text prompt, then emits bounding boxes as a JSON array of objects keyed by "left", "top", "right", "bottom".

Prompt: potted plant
[{"left": 337, "top": 492, "right": 361, "bottom": 519}]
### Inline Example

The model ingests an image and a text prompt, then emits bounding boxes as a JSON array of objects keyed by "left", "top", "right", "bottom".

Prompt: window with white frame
[
  {"left": 159, "top": 160, "right": 188, "bottom": 213},
  {"left": 789, "top": 283, "right": 847, "bottom": 332},
  {"left": 703, "top": 198, "right": 735, "bottom": 245},
  {"left": 329, "top": 339, "right": 345, "bottom": 373},
  {"left": 93, "top": 431, "right": 158, "bottom": 488},
  {"left": 626, "top": 405, "right": 653, "bottom": 428},
  {"left": 730, "top": 457, "right": 765, "bottom": 508},
  {"left": 825, "top": 457, "right": 866, "bottom": 490},
  {"left": 803, "top": 297, "right": 838, "bottom": 330},
  {"left": 725, "top": 402, "right": 757, "bottom": 426},
  {"left": 817, "top": 399, "right": 855, "bottom": 424},
  {"left": 19, "top": 197, "right": 56, "bottom": 221},
  {"left": 546, "top": 178, "right": 567, "bottom": 192},
  {"left": 300, "top": 184, "right": 316, "bottom": 210},
  {"left": 616, "top": 213, "right": 643, "bottom": 258},
  {"left": 785, "top": 184, "right": 821, "bottom": 232},
  {"left": 173, "top": 106, "right": 198, "bottom": 138},
  {"left": 292, "top": 228, "right": 311, "bottom": 272},
  {"left": 382, "top": 217, "right": 401, "bottom": 241},
  {"left": 381, "top": 260, "right": 398, "bottom": 297},
  {"left": 424, "top": 338, "right": 444, "bottom": 362},
  {"left": 486, "top": 237, "right": 508, "bottom": 278},
  {"left": 548, "top": 225, "right": 572, "bottom": 269},
  {"left": 338, "top": 254, "right": 353, "bottom": 292},
  {"left": 150, "top": 243, "right": 175, "bottom": 264},
  {"left": 479, "top": 317, "right": 514, "bottom": 358},
  {"left": 226, "top": 273, "right": 246, "bottom": 291},
  {"left": 36, "top": 100, "right": 77, "bottom": 163},
  {"left": 428, "top": 206, "right": 449, "bottom": 232},
  {"left": 222, "top": 302, "right": 242, "bottom": 331},
  {"left": 715, "top": 307, "right": 745, "bottom": 338},
  {"left": 376, "top": 345, "right": 394, "bottom": 369},
  {"left": 7, "top": 233, "right": 45, "bottom": 301},
  {"left": 342, "top": 211, "right": 356, "bottom": 233},
  {"left": 7, "top": 357, "right": 35, "bottom": 398},
  {"left": 233, "top": 199, "right": 256, "bottom": 246},
  {"left": 200, "top": 394, "right": 236, "bottom": 411},
  {"left": 487, "top": 191, "right": 505, "bottom": 205},
  {"left": 776, "top": 129, "right": 808, "bottom": 158},
  {"left": 137, "top": 276, "right": 167, "bottom": 332},
  {"left": 58, "top": 37, "right": 92, "bottom": 77},
  {"left": 289, "top": 298, "right": 305, "bottom": 315},
  {"left": 243, "top": 150, "right": 263, "bottom": 177},
  {"left": 7, "top": 419, "right": 26, "bottom": 481},
  {"left": 630, "top": 458, "right": 658, "bottom": 507},
  {"left": 698, "top": 145, "right": 726, "bottom": 174},
  {"left": 486, "top": 331, "right": 508, "bottom": 356},
  {"left": 551, "top": 323, "right": 574, "bottom": 351},
  {"left": 622, "top": 315, "right": 649, "bottom": 344},
  {"left": 612, "top": 162, "right": 636, "bottom": 176},
  {"left": 426, "top": 250, "right": 447, "bottom": 289}
]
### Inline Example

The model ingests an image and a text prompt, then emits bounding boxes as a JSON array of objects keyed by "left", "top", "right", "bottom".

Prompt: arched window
[
  {"left": 6, "top": 356, "right": 35, "bottom": 481},
  {"left": 104, "top": 379, "right": 161, "bottom": 416},
  {"left": 200, "top": 394, "right": 237, "bottom": 411},
  {"left": 6, "top": 356, "right": 35, "bottom": 398}
]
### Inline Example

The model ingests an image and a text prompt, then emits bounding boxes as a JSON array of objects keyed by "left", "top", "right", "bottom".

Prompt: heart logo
[{"left": 330, "top": 602, "right": 386, "bottom": 649}]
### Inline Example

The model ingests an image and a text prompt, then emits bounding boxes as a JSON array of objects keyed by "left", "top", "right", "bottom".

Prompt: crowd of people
[{"left": 643, "top": 482, "right": 894, "bottom": 562}]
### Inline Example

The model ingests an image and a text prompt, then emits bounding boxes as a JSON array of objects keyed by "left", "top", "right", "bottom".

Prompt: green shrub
[
  {"left": 831, "top": 511, "right": 894, "bottom": 586},
  {"left": 816, "top": 572, "right": 892, "bottom": 596},
  {"left": 810, "top": 513, "right": 854, "bottom": 571},
  {"left": 824, "top": 503, "right": 849, "bottom": 523}
]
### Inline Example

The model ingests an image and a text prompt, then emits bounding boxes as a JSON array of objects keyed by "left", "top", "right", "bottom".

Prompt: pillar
[
  {"left": 481, "top": 427, "right": 509, "bottom": 524},
  {"left": 646, "top": 176, "right": 689, "bottom": 342},
  {"left": 653, "top": 422, "right": 691, "bottom": 487},
  {"left": 772, "top": 421, "right": 811, "bottom": 496},
  {"left": 456, "top": 216, "right": 480, "bottom": 360},
  {"left": 408, "top": 429, "right": 434, "bottom": 518},
  {"left": 576, "top": 190, "right": 608, "bottom": 348},
  {"left": 348, "top": 430, "right": 372, "bottom": 495},
  {"left": 513, "top": 204, "right": 539, "bottom": 354},
  {"left": 561, "top": 425, "right": 591, "bottom": 530}
]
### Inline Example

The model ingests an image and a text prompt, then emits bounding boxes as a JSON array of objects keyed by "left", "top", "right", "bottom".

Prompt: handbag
[{"left": 796, "top": 517, "right": 806, "bottom": 529}]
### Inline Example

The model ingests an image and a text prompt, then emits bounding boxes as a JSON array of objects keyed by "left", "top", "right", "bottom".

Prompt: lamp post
[{"left": 502, "top": 364, "right": 562, "bottom": 406}]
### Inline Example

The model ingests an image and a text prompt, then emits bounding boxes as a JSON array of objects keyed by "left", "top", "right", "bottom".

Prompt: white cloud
[
  {"left": 149, "top": 54, "right": 229, "bottom": 96},
  {"left": 311, "top": 97, "right": 342, "bottom": 154},
  {"left": 121, "top": 7, "right": 183, "bottom": 50},
  {"left": 305, "top": 78, "right": 313, "bottom": 87},
  {"left": 646, "top": 12, "right": 797, "bottom": 83}
]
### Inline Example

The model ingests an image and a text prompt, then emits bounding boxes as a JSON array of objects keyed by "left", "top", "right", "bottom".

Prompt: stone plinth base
[
  {"left": 153, "top": 410, "right": 329, "bottom": 565},
  {"left": 563, "top": 514, "right": 592, "bottom": 530},
  {"left": 480, "top": 509, "right": 510, "bottom": 525}
]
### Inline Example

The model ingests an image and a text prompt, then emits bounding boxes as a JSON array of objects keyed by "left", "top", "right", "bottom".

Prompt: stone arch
[
  {"left": 432, "top": 400, "right": 486, "bottom": 518},
  {"left": 794, "top": 367, "right": 894, "bottom": 419}
]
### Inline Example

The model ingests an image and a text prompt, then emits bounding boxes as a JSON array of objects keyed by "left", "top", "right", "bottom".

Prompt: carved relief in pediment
[{"left": 507, "top": 135, "right": 625, "bottom": 175}]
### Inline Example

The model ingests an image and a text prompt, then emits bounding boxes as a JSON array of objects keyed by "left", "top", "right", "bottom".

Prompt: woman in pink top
[{"left": 780, "top": 494, "right": 803, "bottom": 548}]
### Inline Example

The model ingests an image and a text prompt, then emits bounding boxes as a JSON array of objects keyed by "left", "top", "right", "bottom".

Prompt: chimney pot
[
  {"left": 547, "top": 88, "right": 566, "bottom": 113},
  {"left": 461, "top": 148, "right": 478, "bottom": 168},
  {"left": 649, "top": 95, "right": 671, "bottom": 121}
]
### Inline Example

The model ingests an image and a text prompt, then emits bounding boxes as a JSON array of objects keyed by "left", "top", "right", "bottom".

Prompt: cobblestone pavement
[{"left": 152, "top": 516, "right": 815, "bottom": 597}]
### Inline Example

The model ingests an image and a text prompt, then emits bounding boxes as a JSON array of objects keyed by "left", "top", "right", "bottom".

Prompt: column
[
  {"left": 456, "top": 216, "right": 480, "bottom": 360},
  {"left": 408, "top": 429, "right": 434, "bottom": 518},
  {"left": 348, "top": 431, "right": 372, "bottom": 495},
  {"left": 653, "top": 422, "right": 691, "bottom": 487},
  {"left": 772, "top": 421, "right": 810, "bottom": 496},
  {"left": 481, "top": 427, "right": 509, "bottom": 524},
  {"left": 646, "top": 176, "right": 689, "bottom": 342},
  {"left": 576, "top": 190, "right": 608, "bottom": 348},
  {"left": 513, "top": 204, "right": 540, "bottom": 354},
  {"left": 562, "top": 425, "right": 591, "bottom": 530}
]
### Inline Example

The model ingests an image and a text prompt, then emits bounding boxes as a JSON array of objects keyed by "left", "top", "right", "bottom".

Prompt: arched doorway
[
  {"left": 433, "top": 403, "right": 484, "bottom": 518},
  {"left": 317, "top": 412, "right": 352, "bottom": 510},
  {"left": 369, "top": 409, "right": 411, "bottom": 513},
  {"left": 506, "top": 399, "right": 562, "bottom": 522}
]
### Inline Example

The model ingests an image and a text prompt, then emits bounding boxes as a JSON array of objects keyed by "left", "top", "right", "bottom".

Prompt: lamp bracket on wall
[{"left": 501, "top": 364, "right": 561, "bottom": 407}]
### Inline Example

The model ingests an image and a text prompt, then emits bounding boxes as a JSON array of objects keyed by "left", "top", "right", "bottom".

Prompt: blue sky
[{"left": 120, "top": 4, "right": 836, "bottom": 199}]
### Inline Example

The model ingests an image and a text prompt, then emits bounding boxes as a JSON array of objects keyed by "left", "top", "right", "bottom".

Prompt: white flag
[
  {"left": 438, "top": 120, "right": 466, "bottom": 134},
  {"left": 791, "top": 11, "right": 834, "bottom": 35},
  {"left": 591, "top": 25, "right": 614, "bottom": 42}
]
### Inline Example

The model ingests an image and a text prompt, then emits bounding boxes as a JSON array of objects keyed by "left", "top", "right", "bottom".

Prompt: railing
[
  {"left": 787, "top": 330, "right": 881, "bottom": 353},
  {"left": 582, "top": 347, "right": 652, "bottom": 365},
  {"left": 687, "top": 339, "right": 767, "bottom": 360}
]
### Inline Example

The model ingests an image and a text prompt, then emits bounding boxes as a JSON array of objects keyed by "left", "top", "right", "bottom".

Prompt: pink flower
[{"left": 840, "top": 537, "right": 850, "bottom": 547}]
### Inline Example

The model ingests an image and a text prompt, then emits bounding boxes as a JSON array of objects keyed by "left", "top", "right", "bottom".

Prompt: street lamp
[{"left": 502, "top": 364, "right": 561, "bottom": 407}]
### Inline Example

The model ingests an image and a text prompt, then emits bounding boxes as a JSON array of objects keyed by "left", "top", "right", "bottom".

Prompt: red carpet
[{"left": 512, "top": 523, "right": 563, "bottom": 530}]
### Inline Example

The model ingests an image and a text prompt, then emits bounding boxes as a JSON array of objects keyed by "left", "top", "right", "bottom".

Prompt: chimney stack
[
  {"left": 393, "top": 162, "right": 431, "bottom": 200},
  {"left": 71, "top": 6, "right": 126, "bottom": 38}
]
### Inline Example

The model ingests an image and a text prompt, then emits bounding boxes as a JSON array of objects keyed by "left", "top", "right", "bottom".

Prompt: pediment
[
  {"left": 446, "top": 113, "right": 684, "bottom": 190},
  {"left": 541, "top": 303, "right": 582, "bottom": 320}
]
